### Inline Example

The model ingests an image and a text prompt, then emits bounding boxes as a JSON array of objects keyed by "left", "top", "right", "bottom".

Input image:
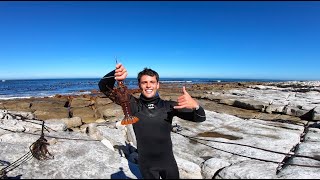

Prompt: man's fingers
[
  {"left": 115, "top": 62, "right": 127, "bottom": 80},
  {"left": 175, "top": 86, "right": 193, "bottom": 109},
  {"left": 176, "top": 95, "right": 189, "bottom": 105},
  {"left": 176, "top": 100, "right": 188, "bottom": 108},
  {"left": 115, "top": 66, "right": 124, "bottom": 72},
  {"left": 176, "top": 95, "right": 185, "bottom": 102},
  {"left": 178, "top": 100, "right": 188, "bottom": 105},
  {"left": 115, "top": 70, "right": 127, "bottom": 81},
  {"left": 175, "top": 86, "right": 199, "bottom": 110},
  {"left": 115, "top": 70, "right": 126, "bottom": 76},
  {"left": 176, "top": 96, "right": 186, "bottom": 103}
]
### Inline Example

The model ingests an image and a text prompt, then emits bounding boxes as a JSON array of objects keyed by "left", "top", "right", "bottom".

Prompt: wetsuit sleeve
[
  {"left": 98, "top": 70, "right": 116, "bottom": 97},
  {"left": 171, "top": 102, "right": 206, "bottom": 122}
]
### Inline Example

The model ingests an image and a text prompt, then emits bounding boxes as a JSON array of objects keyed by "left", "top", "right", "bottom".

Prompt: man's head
[{"left": 137, "top": 68, "right": 160, "bottom": 98}]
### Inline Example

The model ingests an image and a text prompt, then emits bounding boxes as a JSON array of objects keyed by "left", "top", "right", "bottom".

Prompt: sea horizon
[{"left": 0, "top": 77, "right": 309, "bottom": 81}]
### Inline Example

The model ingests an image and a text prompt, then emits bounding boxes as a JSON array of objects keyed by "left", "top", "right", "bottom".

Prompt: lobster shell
[{"left": 112, "top": 81, "right": 139, "bottom": 125}]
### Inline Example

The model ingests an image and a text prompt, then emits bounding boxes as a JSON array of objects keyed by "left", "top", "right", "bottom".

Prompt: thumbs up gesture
[{"left": 174, "top": 86, "right": 200, "bottom": 110}]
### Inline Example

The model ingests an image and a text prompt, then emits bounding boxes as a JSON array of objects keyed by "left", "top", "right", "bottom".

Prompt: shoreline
[
  {"left": 1, "top": 80, "right": 319, "bottom": 124},
  {"left": 0, "top": 79, "right": 320, "bottom": 101},
  {"left": 1, "top": 80, "right": 320, "bottom": 100}
]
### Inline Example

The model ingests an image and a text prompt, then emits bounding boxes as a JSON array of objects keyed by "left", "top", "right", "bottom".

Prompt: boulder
[{"left": 34, "top": 107, "right": 69, "bottom": 120}]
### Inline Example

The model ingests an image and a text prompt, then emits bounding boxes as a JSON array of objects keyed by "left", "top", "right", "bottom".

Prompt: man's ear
[{"left": 157, "top": 82, "right": 160, "bottom": 89}]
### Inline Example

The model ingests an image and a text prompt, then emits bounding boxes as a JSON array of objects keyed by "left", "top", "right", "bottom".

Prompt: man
[{"left": 99, "top": 63, "right": 206, "bottom": 179}]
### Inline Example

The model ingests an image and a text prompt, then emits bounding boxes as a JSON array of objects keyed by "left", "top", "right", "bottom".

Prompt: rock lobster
[{"left": 109, "top": 80, "right": 139, "bottom": 125}]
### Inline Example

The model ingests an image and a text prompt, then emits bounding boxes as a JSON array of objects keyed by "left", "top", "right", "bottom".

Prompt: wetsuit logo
[{"left": 147, "top": 104, "right": 155, "bottom": 109}]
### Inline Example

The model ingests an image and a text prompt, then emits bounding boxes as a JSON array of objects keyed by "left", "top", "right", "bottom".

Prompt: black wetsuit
[{"left": 99, "top": 70, "right": 206, "bottom": 179}]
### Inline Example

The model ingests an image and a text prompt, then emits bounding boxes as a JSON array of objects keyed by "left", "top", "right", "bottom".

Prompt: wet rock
[
  {"left": 46, "top": 117, "right": 83, "bottom": 129},
  {"left": 70, "top": 107, "right": 96, "bottom": 124},
  {"left": 70, "top": 97, "right": 93, "bottom": 108},
  {"left": 201, "top": 158, "right": 231, "bottom": 179},
  {"left": 2, "top": 100, "right": 32, "bottom": 112},
  {"left": 95, "top": 97, "right": 113, "bottom": 106},
  {"left": 265, "top": 104, "right": 285, "bottom": 114},
  {"left": 30, "top": 99, "right": 67, "bottom": 110},
  {"left": 313, "top": 107, "right": 320, "bottom": 121},
  {"left": 283, "top": 106, "right": 309, "bottom": 117},
  {"left": 95, "top": 104, "right": 123, "bottom": 121},
  {"left": 233, "top": 99, "right": 268, "bottom": 111},
  {"left": 34, "top": 107, "right": 69, "bottom": 120}
]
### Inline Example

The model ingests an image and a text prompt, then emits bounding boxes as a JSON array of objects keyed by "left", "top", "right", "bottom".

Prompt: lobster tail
[{"left": 121, "top": 115, "right": 139, "bottom": 125}]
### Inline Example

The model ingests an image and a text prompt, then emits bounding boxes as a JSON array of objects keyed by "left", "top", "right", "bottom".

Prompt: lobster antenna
[
  {"left": 115, "top": 56, "right": 118, "bottom": 64},
  {"left": 114, "top": 56, "right": 120, "bottom": 86}
]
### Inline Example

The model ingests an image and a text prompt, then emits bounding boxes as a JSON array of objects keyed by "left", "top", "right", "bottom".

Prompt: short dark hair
[{"left": 137, "top": 68, "right": 159, "bottom": 83}]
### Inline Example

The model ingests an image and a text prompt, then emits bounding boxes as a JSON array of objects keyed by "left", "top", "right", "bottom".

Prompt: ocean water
[{"left": 0, "top": 78, "right": 285, "bottom": 100}]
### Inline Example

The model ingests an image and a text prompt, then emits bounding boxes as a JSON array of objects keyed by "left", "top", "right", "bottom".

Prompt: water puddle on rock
[
  {"left": 189, "top": 131, "right": 242, "bottom": 144},
  {"left": 199, "top": 131, "right": 242, "bottom": 140}
]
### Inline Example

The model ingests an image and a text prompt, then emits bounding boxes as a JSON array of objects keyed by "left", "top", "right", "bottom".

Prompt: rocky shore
[{"left": 1, "top": 81, "right": 320, "bottom": 179}]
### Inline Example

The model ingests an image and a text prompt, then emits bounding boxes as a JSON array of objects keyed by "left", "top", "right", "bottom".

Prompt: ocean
[{"left": 0, "top": 78, "right": 286, "bottom": 100}]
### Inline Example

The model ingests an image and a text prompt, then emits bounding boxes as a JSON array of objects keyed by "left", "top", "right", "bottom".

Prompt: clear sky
[{"left": 1, "top": 1, "right": 319, "bottom": 80}]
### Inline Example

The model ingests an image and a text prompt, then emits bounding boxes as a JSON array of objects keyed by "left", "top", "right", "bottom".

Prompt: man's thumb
[{"left": 182, "top": 86, "right": 187, "bottom": 94}]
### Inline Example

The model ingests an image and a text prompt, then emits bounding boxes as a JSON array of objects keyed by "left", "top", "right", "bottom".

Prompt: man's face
[{"left": 139, "top": 75, "right": 159, "bottom": 98}]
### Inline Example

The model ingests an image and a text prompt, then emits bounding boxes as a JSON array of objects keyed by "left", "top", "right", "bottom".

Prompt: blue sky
[{"left": 0, "top": 1, "right": 319, "bottom": 80}]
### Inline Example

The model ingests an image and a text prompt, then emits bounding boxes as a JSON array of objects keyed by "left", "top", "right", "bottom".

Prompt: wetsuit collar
[{"left": 139, "top": 91, "right": 160, "bottom": 103}]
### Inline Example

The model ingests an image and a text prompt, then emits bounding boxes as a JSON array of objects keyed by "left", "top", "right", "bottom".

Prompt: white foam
[{"left": 160, "top": 80, "right": 192, "bottom": 83}]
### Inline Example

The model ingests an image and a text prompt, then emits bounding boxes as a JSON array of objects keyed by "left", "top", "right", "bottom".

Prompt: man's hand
[
  {"left": 114, "top": 63, "right": 128, "bottom": 81},
  {"left": 174, "top": 86, "right": 199, "bottom": 110}
]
